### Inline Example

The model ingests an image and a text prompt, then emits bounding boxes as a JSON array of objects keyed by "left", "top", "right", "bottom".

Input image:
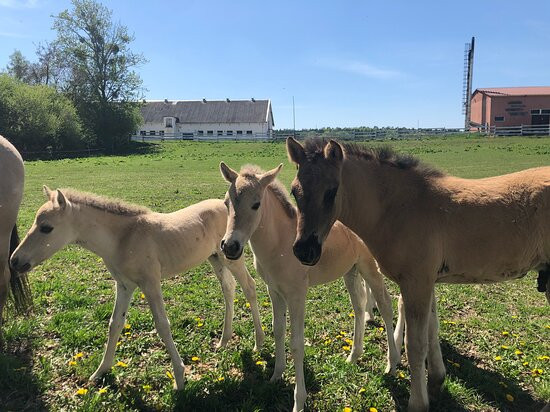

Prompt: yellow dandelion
[
  {"left": 511, "top": 315, "right": 518, "bottom": 319},
  {"left": 197, "top": 322, "right": 204, "bottom": 327},
  {"left": 443, "top": 320, "right": 456, "bottom": 325},
  {"left": 74, "top": 352, "right": 84, "bottom": 359},
  {"left": 140, "top": 293, "right": 145, "bottom": 299},
  {"left": 245, "top": 302, "right": 251, "bottom": 308},
  {"left": 369, "top": 408, "right": 378, "bottom": 412},
  {"left": 398, "top": 371, "right": 406, "bottom": 379},
  {"left": 116, "top": 361, "right": 128, "bottom": 368},
  {"left": 68, "top": 360, "right": 77, "bottom": 366},
  {"left": 537, "top": 355, "right": 549, "bottom": 361},
  {"left": 124, "top": 324, "right": 131, "bottom": 329},
  {"left": 262, "top": 301, "right": 270, "bottom": 307},
  {"left": 116, "top": 341, "right": 121, "bottom": 346},
  {"left": 531, "top": 368, "right": 543, "bottom": 376},
  {"left": 324, "top": 339, "right": 332, "bottom": 345},
  {"left": 233, "top": 298, "right": 238, "bottom": 303},
  {"left": 261, "top": 325, "right": 266, "bottom": 331},
  {"left": 142, "top": 384, "right": 152, "bottom": 391},
  {"left": 358, "top": 387, "right": 366, "bottom": 394},
  {"left": 494, "top": 356, "right": 502, "bottom": 361},
  {"left": 342, "top": 345, "right": 351, "bottom": 351},
  {"left": 545, "top": 325, "right": 550, "bottom": 329},
  {"left": 514, "top": 349, "right": 523, "bottom": 355},
  {"left": 523, "top": 361, "right": 529, "bottom": 366},
  {"left": 124, "top": 332, "right": 131, "bottom": 336},
  {"left": 166, "top": 371, "right": 174, "bottom": 380},
  {"left": 520, "top": 341, "right": 526, "bottom": 346},
  {"left": 501, "top": 331, "right": 509, "bottom": 336},
  {"left": 339, "top": 331, "right": 346, "bottom": 336},
  {"left": 501, "top": 345, "right": 509, "bottom": 349},
  {"left": 348, "top": 313, "right": 355, "bottom": 318},
  {"left": 378, "top": 327, "right": 384, "bottom": 332},
  {"left": 344, "top": 338, "right": 353, "bottom": 345},
  {"left": 217, "top": 376, "right": 225, "bottom": 382},
  {"left": 76, "top": 388, "right": 88, "bottom": 396},
  {"left": 191, "top": 356, "right": 200, "bottom": 362},
  {"left": 256, "top": 360, "right": 266, "bottom": 366},
  {"left": 506, "top": 394, "right": 514, "bottom": 402},
  {"left": 343, "top": 407, "right": 352, "bottom": 412},
  {"left": 98, "top": 387, "right": 107, "bottom": 394},
  {"left": 512, "top": 333, "right": 519, "bottom": 338}
]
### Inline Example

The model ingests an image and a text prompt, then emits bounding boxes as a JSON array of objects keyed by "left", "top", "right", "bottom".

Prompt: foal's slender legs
[
  {"left": 225, "top": 258, "right": 265, "bottom": 350},
  {"left": 142, "top": 278, "right": 186, "bottom": 390},
  {"left": 394, "top": 294, "right": 405, "bottom": 353},
  {"left": 343, "top": 268, "right": 367, "bottom": 363},
  {"left": 402, "top": 283, "right": 433, "bottom": 412},
  {"left": 365, "top": 284, "right": 375, "bottom": 322},
  {"left": 427, "top": 291, "right": 445, "bottom": 398},
  {"left": 287, "top": 291, "right": 307, "bottom": 412},
  {"left": 0, "top": 261, "right": 9, "bottom": 348},
  {"left": 208, "top": 255, "right": 236, "bottom": 348},
  {"left": 90, "top": 279, "right": 136, "bottom": 381},
  {"left": 268, "top": 286, "right": 287, "bottom": 382}
]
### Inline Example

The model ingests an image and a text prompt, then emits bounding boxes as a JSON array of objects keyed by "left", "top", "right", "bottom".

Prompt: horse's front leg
[
  {"left": 287, "top": 291, "right": 307, "bottom": 412},
  {"left": 268, "top": 286, "right": 287, "bottom": 382},
  {"left": 90, "top": 279, "right": 136, "bottom": 381},
  {"left": 343, "top": 268, "right": 366, "bottom": 363},
  {"left": 0, "top": 262, "right": 9, "bottom": 349},
  {"left": 142, "top": 277, "right": 185, "bottom": 390},
  {"left": 427, "top": 291, "right": 445, "bottom": 399},
  {"left": 402, "top": 281, "right": 433, "bottom": 412},
  {"left": 208, "top": 255, "right": 236, "bottom": 349}
]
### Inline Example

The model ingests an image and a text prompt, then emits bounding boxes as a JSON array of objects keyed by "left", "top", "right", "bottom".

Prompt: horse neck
[
  {"left": 70, "top": 203, "right": 133, "bottom": 262},
  {"left": 249, "top": 186, "right": 295, "bottom": 257}
]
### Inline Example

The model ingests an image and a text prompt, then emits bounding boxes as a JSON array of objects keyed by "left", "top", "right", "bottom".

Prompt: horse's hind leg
[
  {"left": 208, "top": 255, "right": 236, "bottom": 349},
  {"left": 225, "top": 256, "right": 265, "bottom": 350},
  {"left": 0, "top": 234, "right": 10, "bottom": 349},
  {"left": 427, "top": 291, "right": 445, "bottom": 399},
  {"left": 343, "top": 267, "right": 366, "bottom": 363},
  {"left": 90, "top": 279, "right": 136, "bottom": 381},
  {"left": 394, "top": 294, "right": 405, "bottom": 355}
]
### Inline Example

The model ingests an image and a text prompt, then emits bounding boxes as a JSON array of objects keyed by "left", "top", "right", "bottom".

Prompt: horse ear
[
  {"left": 324, "top": 140, "right": 344, "bottom": 164},
  {"left": 259, "top": 163, "right": 283, "bottom": 187},
  {"left": 220, "top": 162, "right": 238, "bottom": 183},
  {"left": 55, "top": 190, "right": 67, "bottom": 210},
  {"left": 286, "top": 137, "right": 305, "bottom": 165},
  {"left": 43, "top": 185, "right": 52, "bottom": 199}
]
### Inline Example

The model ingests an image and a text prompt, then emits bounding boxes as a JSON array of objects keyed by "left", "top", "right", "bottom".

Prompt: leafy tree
[
  {"left": 6, "top": 50, "right": 31, "bottom": 82},
  {"left": 52, "top": 0, "right": 146, "bottom": 150}
]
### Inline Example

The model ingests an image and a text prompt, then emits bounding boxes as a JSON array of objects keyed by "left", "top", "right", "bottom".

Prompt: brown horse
[
  {"left": 0, "top": 135, "right": 32, "bottom": 346},
  {"left": 286, "top": 137, "right": 550, "bottom": 412}
]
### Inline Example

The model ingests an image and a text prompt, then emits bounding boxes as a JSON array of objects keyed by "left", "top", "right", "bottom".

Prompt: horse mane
[
  {"left": 60, "top": 188, "right": 152, "bottom": 216},
  {"left": 239, "top": 165, "right": 297, "bottom": 219},
  {"left": 302, "top": 138, "right": 445, "bottom": 178}
]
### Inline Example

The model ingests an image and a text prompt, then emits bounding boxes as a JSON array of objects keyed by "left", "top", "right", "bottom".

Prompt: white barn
[{"left": 137, "top": 98, "right": 274, "bottom": 139}]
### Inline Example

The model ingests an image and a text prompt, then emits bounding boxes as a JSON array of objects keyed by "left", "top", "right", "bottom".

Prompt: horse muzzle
[
  {"left": 293, "top": 234, "right": 322, "bottom": 266},
  {"left": 220, "top": 239, "right": 243, "bottom": 260},
  {"left": 10, "top": 256, "right": 32, "bottom": 273}
]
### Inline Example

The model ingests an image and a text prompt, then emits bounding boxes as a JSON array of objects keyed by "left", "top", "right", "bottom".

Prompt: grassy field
[{"left": 1, "top": 136, "right": 549, "bottom": 412}]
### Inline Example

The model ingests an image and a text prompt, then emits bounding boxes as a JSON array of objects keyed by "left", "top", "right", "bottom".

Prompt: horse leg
[
  {"left": 402, "top": 283, "right": 433, "bottom": 412},
  {"left": 208, "top": 255, "right": 236, "bottom": 349},
  {"left": 268, "top": 286, "right": 287, "bottom": 382},
  {"left": 343, "top": 267, "right": 366, "bottom": 363},
  {"left": 287, "top": 290, "right": 307, "bottom": 412},
  {"left": 226, "top": 257, "right": 265, "bottom": 351},
  {"left": 90, "top": 279, "right": 136, "bottom": 381},
  {"left": 142, "top": 278, "right": 185, "bottom": 390},
  {"left": 357, "top": 258, "right": 399, "bottom": 375},
  {"left": 427, "top": 291, "right": 445, "bottom": 399},
  {"left": 394, "top": 294, "right": 405, "bottom": 356},
  {"left": 0, "top": 264, "right": 9, "bottom": 349},
  {"left": 365, "top": 283, "right": 375, "bottom": 322}
]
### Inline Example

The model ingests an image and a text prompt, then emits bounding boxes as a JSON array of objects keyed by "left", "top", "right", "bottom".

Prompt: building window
[
  {"left": 197, "top": 130, "right": 204, "bottom": 135},
  {"left": 217, "top": 130, "right": 223, "bottom": 136},
  {"left": 207, "top": 130, "right": 213, "bottom": 135},
  {"left": 165, "top": 118, "right": 173, "bottom": 128},
  {"left": 226, "top": 130, "right": 233, "bottom": 136},
  {"left": 159, "top": 130, "right": 165, "bottom": 136},
  {"left": 494, "top": 116, "right": 505, "bottom": 122},
  {"left": 246, "top": 130, "right": 253, "bottom": 135},
  {"left": 542, "top": 109, "right": 550, "bottom": 114},
  {"left": 140, "top": 130, "right": 146, "bottom": 136},
  {"left": 236, "top": 130, "right": 243, "bottom": 135},
  {"left": 531, "top": 109, "right": 541, "bottom": 115},
  {"left": 149, "top": 130, "right": 156, "bottom": 136}
]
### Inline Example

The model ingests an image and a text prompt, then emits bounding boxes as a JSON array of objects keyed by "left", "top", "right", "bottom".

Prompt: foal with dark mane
[{"left": 287, "top": 137, "right": 550, "bottom": 412}]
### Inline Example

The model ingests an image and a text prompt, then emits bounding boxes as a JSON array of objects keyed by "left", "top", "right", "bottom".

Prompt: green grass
[{"left": 1, "top": 136, "right": 549, "bottom": 411}]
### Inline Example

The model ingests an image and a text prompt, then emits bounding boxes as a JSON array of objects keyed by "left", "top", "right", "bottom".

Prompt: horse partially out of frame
[
  {"left": 219, "top": 162, "right": 400, "bottom": 412},
  {"left": 11, "top": 187, "right": 264, "bottom": 389},
  {"left": 0, "top": 135, "right": 32, "bottom": 346},
  {"left": 286, "top": 137, "right": 550, "bottom": 412}
]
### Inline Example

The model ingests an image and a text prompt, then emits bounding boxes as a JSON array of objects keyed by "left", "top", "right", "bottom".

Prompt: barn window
[
  {"left": 165, "top": 118, "right": 173, "bottom": 128},
  {"left": 494, "top": 116, "right": 505, "bottom": 122},
  {"left": 159, "top": 130, "right": 165, "bottom": 136},
  {"left": 246, "top": 130, "right": 253, "bottom": 135},
  {"left": 149, "top": 130, "right": 156, "bottom": 136},
  {"left": 207, "top": 130, "right": 213, "bottom": 135},
  {"left": 542, "top": 109, "right": 550, "bottom": 114},
  {"left": 236, "top": 130, "right": 243, "bottom": 135},
  {"left": 217, "top": 130, "right": 223, "bottom": 136},
  {"left": 227, "top": 130, "right": 233, "bottom": 136},
  {"left": 531, "top": 109, "right": 541, "bottom": 115},
  {"left": 197, "top": 130, "right": 204, "bottom": 135},
  {"left": 140, "top": 130, "right": 146, "bottom": 136}
]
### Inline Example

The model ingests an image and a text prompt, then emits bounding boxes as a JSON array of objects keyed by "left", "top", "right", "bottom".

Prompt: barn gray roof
[{"left": 141, "top": 99, "right": 273, "bottom": 125}]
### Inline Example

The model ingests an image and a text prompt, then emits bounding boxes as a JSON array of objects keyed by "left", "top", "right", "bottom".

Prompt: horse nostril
[{"left": 220, "top": 239, "right": 226, "bottom": 250}]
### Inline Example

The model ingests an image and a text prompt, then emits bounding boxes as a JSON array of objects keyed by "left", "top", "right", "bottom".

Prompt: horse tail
[{"left": 8, "top": 224, "right": 32, "bottom": 314}]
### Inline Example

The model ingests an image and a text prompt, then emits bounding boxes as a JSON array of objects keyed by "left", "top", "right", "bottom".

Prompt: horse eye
[
  {"left": 251, "top": 202, "right": 260, "bottom": 210},
  {"left": 40, "top": 225, "right": 54, "bottom": 234},
  {"left": 323, "top": 188, "right": 338, "bottom": 206}
]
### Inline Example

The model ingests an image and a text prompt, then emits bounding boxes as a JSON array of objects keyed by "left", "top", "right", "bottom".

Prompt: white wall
[{"left": 138, "top": 121, "right": 272, "bottom": 137}]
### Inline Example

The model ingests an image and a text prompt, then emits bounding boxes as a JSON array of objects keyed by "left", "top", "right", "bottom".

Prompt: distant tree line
[{"left": 1, "top": 0, "right": 146, "bottom": 153}]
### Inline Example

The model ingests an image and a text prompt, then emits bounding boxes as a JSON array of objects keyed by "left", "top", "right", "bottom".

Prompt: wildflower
[
  {"left": 142, "top": 384, "right": 152, "bottom": 391},
  {"left": 98, "top": 387, "right": 108, "bottom": 394},
  {"left": 344, "top": 338, "right": 353, "bottom": 345},
  {"left": 512, "top": 333, "right": 519, "bottom": 338},
  {"left": 191, "top": 356, "right": 200, "bottom": 362},
  {"left": 166, "top": 371, "right": 174, "bottom": 380},
  {"left": 116, "top": 361, "right": 128, "bottom": 368},
  {"left": 358, "top": 387, "right": 366, "bottom": 394},
  {"left": 261, "top": 325, "right": 266, "bottom": 331},
  {"left": 116, "top": 341, "right": 121, "bottom": 347},
  {"left": 339, "top": 331, "right": 346, "bottom": 336},
  {"left": 501, "top": 331, "right": 509, "bottom": 336},
  {"left": 537, "top": 355, "right": 549, "bottom": 361},
  {"left": 217, "top": 376, "right": 225, "bottom": 382},
  {"left": 324, "top": 339, "right": 332, "bottom": 345},
  {"left": 523, "top": 361, "right": 529, "bottom": 366},
  {"left": 197, "top": 322, "right": 204, "bottom": 327},
  {"left": 348, "top": 313, "right": 355, "bottom": 318},
  {"left": 501, "top": 345, "right": 509, "bottom": 350},
  {"left": 140, "top": 293, "right": 145, "bottom": 299},
  {"left": 378, "top": 327, "right": 384, "bottom": 332},
  {"left": 342, "top": 345, "right": 351, "bottom": 351},
  {"left": 343, "top": 407, "right": 352, "bottom": 412},
  {"left": 443, "top": 320, "right": 456, "bottom": 325},
  {"left": 531, "top": 368, "right": 543, "bottom": 376},
  {"left": 514, "top": 349, "right": 523, "bottom": 356},
  {"left": 245, "top": 302, "right": 251, "bottom": 308},
  {"left": 262, "top": 301, "right": 270, "bottom": 307},
  {"left": 76, "top": 388, "right": 88, "bottom": 396},
  {"left": 546, "top": 325, "right": 550, "bottom": 329},
  {"left": 506, "top": 394, "right": 514, "bottom": 402},
  {"left": 68, "top": 360, "right": 77, "bottom": 366},
  {"left": 369, "top": 408, "right": 378, "bottom": 412},
  {"left": 124, "top": 324, "right": 131, "bottom": 330},
  {"left": 398, "top": 371, "right": 406, "bottom": 379},
  {"left": 124, "top": 332, "right": 131, "bottom": 336},
  {"left": 74, "top": 352, "right": 84, "bottom": 359},
  {"left": 511, "top": 315, "right": 518, "bottom": 319},
  {"left": 233, "top": 298, "right": 238, "bottom": 303},
  {"left": 494, "top": 356, "right": 502, "bottom": 361},
  {"left": 256, "top": 360, "right": 266, "bottom": 366}
]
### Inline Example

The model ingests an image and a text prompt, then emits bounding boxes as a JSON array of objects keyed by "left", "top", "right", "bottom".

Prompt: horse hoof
[
  {"left": 346, "top": 352, "right": 361, "bottom": 363},
  {"left": 428, "top": 376, "right": 445, "bottom": 400},
  {"left": 384, "top": 364, "right": 396, "bottom": 376},
  {"left": 269, "top": 373, "right": 283, "bottom": 383}
]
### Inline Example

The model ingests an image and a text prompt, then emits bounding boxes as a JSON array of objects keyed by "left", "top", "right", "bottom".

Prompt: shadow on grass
[
  {"left": 0, "top": 343, "right": 47, "bottom": 411},
  {"left": 384, "top": 339, "right": 545, "bottom": 412},
  {"left": 108, "top": 349, "right": 316, "bottom": 412}
]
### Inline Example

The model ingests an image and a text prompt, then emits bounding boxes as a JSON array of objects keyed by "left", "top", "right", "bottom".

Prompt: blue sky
[{"left": 1, "top": 0, "right": 550, "bottom": 129}]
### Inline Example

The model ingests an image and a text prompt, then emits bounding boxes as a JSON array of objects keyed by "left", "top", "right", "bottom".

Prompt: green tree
[
  {"left": 6, "top": 50, "right": 31, "bottom": 82},
  {"left": 52, "top": 0, "right": 146, "bottom": 151}
]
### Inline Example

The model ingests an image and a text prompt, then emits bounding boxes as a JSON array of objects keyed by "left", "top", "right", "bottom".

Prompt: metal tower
[{"left": 462, "top": 37, "right": 475, "bottom": 129}]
